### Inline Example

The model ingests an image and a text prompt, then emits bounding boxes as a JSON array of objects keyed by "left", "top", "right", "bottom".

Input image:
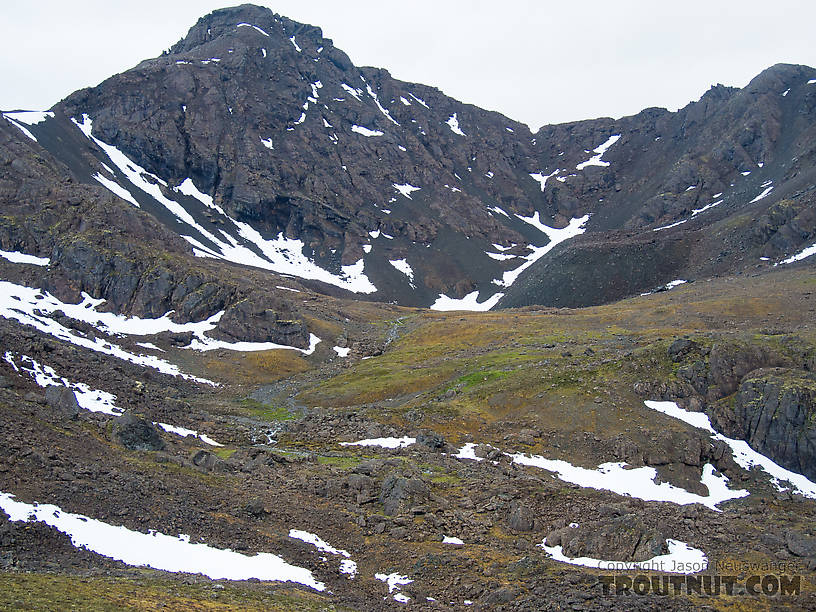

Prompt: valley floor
[{"left": 3, "top": 264, "right": 816, "bottom": 611}]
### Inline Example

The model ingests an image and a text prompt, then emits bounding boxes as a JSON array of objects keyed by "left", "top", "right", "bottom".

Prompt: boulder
[
  {"left": 380, "top": 474, "right": 430, "bottom": 516},
  {"left": 417, "top": 430, "right": 446, "bottom": 450},
  {"left": 44, "top": 386, "right": 80, "bottom": 420},
  {"left": 668, "top": 338, "right": 698, "bottom": 361},
  {"left": 113, "top": 413, "right": 165, "bottom": 451},
  {"left": 507, "top": 502, "right": 536, "bottom": 532},
  {"left": 555, "top": 516, "right": 667, "bottom": 563}
]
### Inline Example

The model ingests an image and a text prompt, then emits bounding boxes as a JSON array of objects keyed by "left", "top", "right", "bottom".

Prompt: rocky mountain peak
[
  {"left": 168, "top": 4, "right": 324, "bottom": 56},
  {"left": 745, "top": 62, "right": 816, "bottom": 94}
]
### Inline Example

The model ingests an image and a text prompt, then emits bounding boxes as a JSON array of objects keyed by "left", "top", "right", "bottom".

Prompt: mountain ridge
[{"left": 2, "top": 6, "right": 815, "bottom": 316}]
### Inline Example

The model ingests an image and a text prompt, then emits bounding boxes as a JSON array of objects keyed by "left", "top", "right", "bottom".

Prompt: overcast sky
[{"left": 3, "top": 1, "right": 816, "bottom": 129}]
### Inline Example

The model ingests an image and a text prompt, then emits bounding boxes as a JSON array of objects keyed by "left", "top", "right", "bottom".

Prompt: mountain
[
  {"left": 5, "top": 4, "right": 815, "bottom": 313},
  {"left": 3, "top": 5, "right": 816, "bottom": 610}
]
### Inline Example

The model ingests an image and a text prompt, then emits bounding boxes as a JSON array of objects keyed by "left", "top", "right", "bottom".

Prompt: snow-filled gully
[{"left": 72, "top": 115, "right": 377, "bottom": 295}]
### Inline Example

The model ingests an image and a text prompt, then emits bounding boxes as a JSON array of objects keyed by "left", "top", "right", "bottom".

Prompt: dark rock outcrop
[
  {"left": 547, "top": 516, "right": 667, "bottom": 563},
  {"left": 710, "top": 368, "right": 816, "bottom": 480}
]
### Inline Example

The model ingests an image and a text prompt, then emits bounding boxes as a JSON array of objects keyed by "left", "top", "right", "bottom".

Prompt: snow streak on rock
[
  {"left": 496, "top": 214, "right": 590, "bottom": 288},
  {"left": 779, "top": 243, "right": 816, "bottom": 265},
  {"left": 289, "top": 529, "right": 358, "bottom": 578},
  {"left": 446, "top": 113, "right": 466, "bottom": 136},
  {"left": 0, "top": 280, "right": 214, "bottom": 384},
  {"left": 4, "top": 352, "right": 120, "bottom": 415},
  {"left": 529, "top": 169, "right": 560, "bottom": 191},
  {"left": 389, "top": 259, "right": 415, "bottom": 287}
]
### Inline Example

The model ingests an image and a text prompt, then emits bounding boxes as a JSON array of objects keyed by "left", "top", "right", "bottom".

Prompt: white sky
[{"left": 3, "top": 1, "right": 816, "bottom": 129}]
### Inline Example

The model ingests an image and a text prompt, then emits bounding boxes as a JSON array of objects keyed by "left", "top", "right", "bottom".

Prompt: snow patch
[
  {"left": 653, "top": 219, "right": 688, "bottom": 231},
  {"left": 393, "top": 183, "right": 421, "bottom": 199},
  {"left": 187, "top": 333, "right": 321, "bottom": 355},
  {"left": 351, "top": 125, "right": 383, "bottom": 137},
  {"left": 496, "top": 214, "right": 589, "bottom": 288},
  {"left": 749, "top": 185, "right": 774, "bottom": 203},
  {"left": 92, "top": 172, "right": 140, "bottom": 207},
  {"left": 289, "top": 529, "right": 357, "bottom": 578},
  {"left": 408, "top": 93, "right": 429, "bottom": 108},
  {"left": 260, "top": 137, "right": 274, "bottom": 150},
  {"left": 487, "top": 205, "right": 510, "bottom": 217},
  {"left": 430, "top": 291, "right": 504, "bottom": 312},
  {"left": 389, "top": 259, "right": 415, "bottom": 287},
  {"left": 340, "top": 436, "right": 416, "bottom": 449},
  {"left": 452, "top": 439, "right": 747, "bottom": 511},
  {"left": 576, "top": 134, "right": 621, "bottom": 170},
  {"left": 69, "top": 127, "right": 379, "bottom": 294},
  {"left": 155, "top": 422, "right": 223, "bottom": 447},
  {"left": 446, "top": 113, "right": 466, "bottom": 136},
  {"left": 0, "top": 492, "right": 323, "bottom": 588},
  {"left": 366, "top": 85, "right": 400, "bottom": 126},
  {"left": 486, "top": 251, "right": 516, "bottom": 261},
  {"left": 333, "top": 346, "right": 350, "bottom": 357},
  {"left": 0, "top": 249, "right": 49, "bottom": 266},
  {"left": 375, "top": 572, "right": 413, "bottom": 603},
  {"left": 340, "top": 84, "right": 363, "bottom": 102},
  {"left": 778, "top": 243, "right": 816, "bottom": 265},
  {"left": 4, "top": 352, "right": 120, "bottom": 415},
  {"left": 691, "top": 200, "right": 722, "bottom": 216},
  {"left": 0, "top": 280, "right": 214, "bottom": 384},
  {"left": 3, "top": 115, "right": 38, "bottom": 141},
  {"left": 529, "top": 169, "right": 559, "bottom": 192},
  {"left": 236, "top": 23, "right": 269, "bottom": 37},
  {"left": 540, "top": 539, "right": 707, "bottom": 574},
  {"left": 3, "top": 110, "right": 54, "bottom": 125}
]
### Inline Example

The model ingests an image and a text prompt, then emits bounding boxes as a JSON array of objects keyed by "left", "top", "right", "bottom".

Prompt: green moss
[
  {"left": 239, "top": 398, "right": 294, "bottom": 422},
  {"left": 457, "top": 370, "right": 510, "bottom": 389},
  {"left": 213, "top": 447, "right": 237, "bottom": 460},
  {"left": 0, "top": 572, "right": 345, "bottom": 611},
  {"left": 316, "top": 455, "right": 362, "bottom": 469}
]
